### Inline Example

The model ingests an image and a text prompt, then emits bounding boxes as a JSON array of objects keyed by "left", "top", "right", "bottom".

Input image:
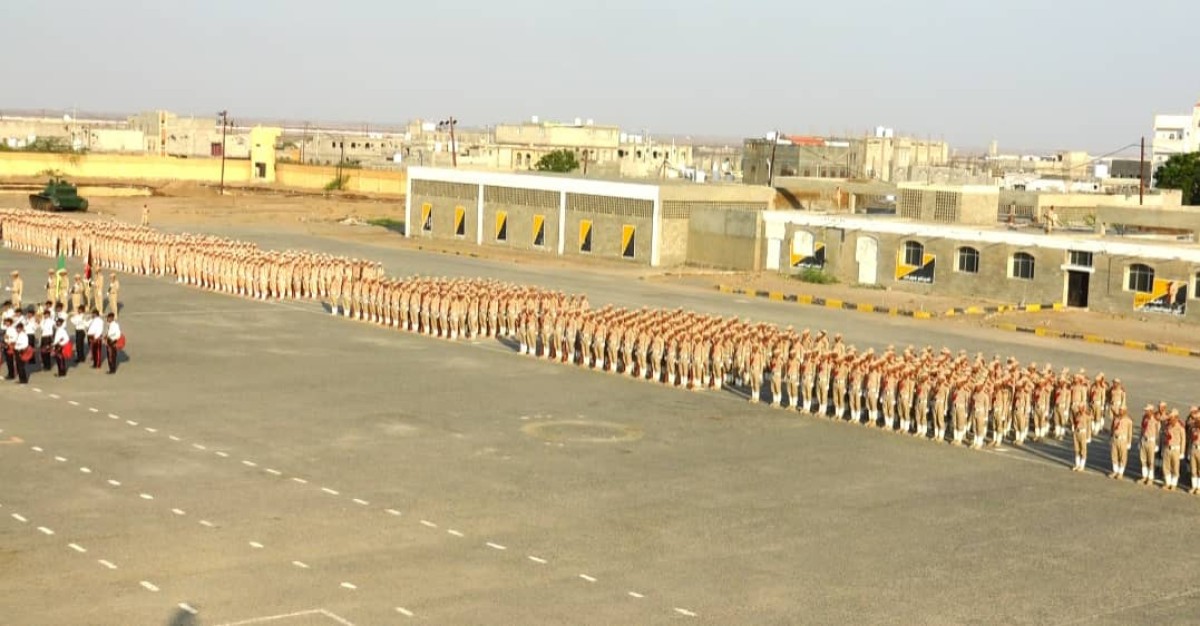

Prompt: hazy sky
[{"left": 4, "top": 0, "right": 1197, "bottom": 153}]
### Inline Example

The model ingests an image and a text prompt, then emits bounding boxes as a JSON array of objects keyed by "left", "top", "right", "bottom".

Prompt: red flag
[{"left": 84, "top": 246, "right": 92, "bottom": 280}]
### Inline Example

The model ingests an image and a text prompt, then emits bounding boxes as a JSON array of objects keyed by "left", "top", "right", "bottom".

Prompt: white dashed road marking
[
  {"left": 527, "top": 556, "right": 547, "bottom": 564},
  {"left": 178, "top": 603, "right": 198, "bottom": 615},
  {"left": 192, "top": 443, "right": 206, "bottom": 451},
  {"left": 140, "top": 581, "right": 160, "bottom": 593},
  {"left": 292, "top": 561, "right": 310, "bottom": 569},
  {"left": 249, "top": 541, "right": 264, "bottom": 549},
  {"left": 144, "top": 427, "right": 157, "bottom": 433},
  {"left": 242, "top": 460, "right": 257, "bottom": 467},
  {"left": 126, "top": 420, "right": 138, "bottom": 426},
  {"left": 98, "top": 559, "right": 117, "bottom": 570},
  {"left": 68, "top": 543, "right": 87, "bottom": 553},
  {"left": 139, "top": 493, "right": 154, "bottom": 500},
  {"left": 50, "top": 394, "right": 60, "bottom": 399},
  {"left": 579, "top": 574, "right": 597, "bottom": 583},
  {"left": 88, "top": 407, "right": 98, "bottom": 413},
  {"left": 419, "top": 520, "right": 437, "bottom": 528},
  {"left": 12, "top": 513, "right": 27, "bottom": 523},
  {"left": 385, "top": 509, "right": 401, "bottom": 516},
  {"left": 321, "top": 487, "right": 339, "bottom": 495},
  {"left": 168, "top": 435, "right": 181, "bottom": 441},
  {"left": 67, "top": 400, "right": 79, "bottom": 406},
  {"left": 396, "top": 607, "right": 414, "bottom": 617},
  {"left": 32, "top": 388, "right": 41, "bottom": 393},
  {"left": 172, "top": 509, "right": 186, "bottom": 516},
  {"left": 54, "top": 456, "right": 67, "bottom": 462},
  {"left": 107, "top": 479, "right": 121, "bottom": 487},
  {"left": 674, "top": 608, "right": 698, "bottom": 617},
  {"left": 486, "top": 542, "right": 507, "bottom": 551},
  {"left": 107, "top": 413, "right": 118, "bottom": 419},
  {"left": 215, "top": 451, "right": 229, "bottom": 458},
  {"left": 37, "top": 526, "right": 54, "bottom": 535},
  {"left": 31, "top": 446, "right": 43, "bottom": 452},
  {"left": 447, "top": 529, "right": 464, "bottom": 537},
  {"left": 79, "top": 467, "right": 91, "bottom": 474},
  {"left": 352, "top": 498, "right": 369, "bottom": 506},
  {"left": 340, "top": 582, "right": 357, "bottom": 590},
  {"left": 199, "top": 520, "right": 215, "bottom": 528},
  {"left": 291, "top": 477, "right": 308, "bottom": 484},
  {"left": 628, "top": 591, "right": 644, "bottom": 599},
  {"left": 265, "top": 468, "right": 281, "bottom": 476}
]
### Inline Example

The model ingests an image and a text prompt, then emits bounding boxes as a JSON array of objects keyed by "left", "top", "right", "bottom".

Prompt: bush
[
  {"left": 324, "top": 175, "right": 350, "bottom": 191},
  {"left": 794, "top": 268, "right": 837, "bottom": 284},
  {"left": 367, "top": 218, "right": 405, "bottom": 234}
]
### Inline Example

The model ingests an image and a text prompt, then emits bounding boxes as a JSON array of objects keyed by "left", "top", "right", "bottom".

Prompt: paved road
[{"left": 1, "top": 233, "right": 1199, "bottom": 625}]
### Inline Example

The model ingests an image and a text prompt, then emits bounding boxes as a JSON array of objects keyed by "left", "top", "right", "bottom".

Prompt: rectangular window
[
  {"left": 1068, "top": 250, "right": 1093, "bottom": 267},
  {"left": 495, "top": 211, "right": 507, "bottom": 242},
  {"left": 957, "top": 247, "right": 979, "bottom": 274},
  {"left": 532, "top": 214, "right": 546, "bottom": 247},
  {"left": 454, "top": 206, "right": 465, "bottom": 238},
  {"left": 1011, "top": 253, "right": 1035, "bottom": 280},
  {"left": 621, "top": 225, "right": 636, "bottom": 259},
  {"left": 1195, "top": 272, "right": 1200, "bottom": 298},
  {"left": 579, "top": 219, "right": 592, "bottom": 253}
]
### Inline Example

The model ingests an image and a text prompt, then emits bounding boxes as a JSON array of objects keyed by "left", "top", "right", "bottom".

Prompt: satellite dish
[{"left": 63, "top": 114, "right": 72, "bottom": 122}]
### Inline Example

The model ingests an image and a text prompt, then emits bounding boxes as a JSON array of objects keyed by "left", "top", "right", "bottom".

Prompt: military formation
[{"left": 2, "top": 208, "right": 1198, "bottom": 493}]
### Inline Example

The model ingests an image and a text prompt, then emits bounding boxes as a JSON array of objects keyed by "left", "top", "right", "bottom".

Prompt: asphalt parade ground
[{"left": 3, "top": 232, "right": 1200, "bottom": 625}]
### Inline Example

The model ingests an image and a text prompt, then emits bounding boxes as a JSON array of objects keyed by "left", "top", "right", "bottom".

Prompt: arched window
[
  {"left": 902, "top": 240, "right": 924, "bottom": 267},
  {"left": 1127, "top": 263, "right": 1155, "bottom": 293},
  {"left": 956, "top": 247, "right": 980, "bottom": 274},
  {"left": 1011, "top": 252, "right": 1035, "bottom": 280}
]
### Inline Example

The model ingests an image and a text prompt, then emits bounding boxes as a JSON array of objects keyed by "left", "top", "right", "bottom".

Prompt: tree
[
  {"left": 534, "top": 149, "right": 580, "bottom": 173},
  {"left": 1154, "top": 152, "right": 1200, "bottom": 205}
]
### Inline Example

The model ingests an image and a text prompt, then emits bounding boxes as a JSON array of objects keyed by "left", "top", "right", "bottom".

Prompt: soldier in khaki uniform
[
  {"left": 1070, "top": 406, "right": 1091, "bottom": 471},
  {"left": 1138, "top": 405, "right": 1161, "bottom": 485},
  {"left": 1187, "top": 407, "right": 1200, "bottom": 494},
  {"left": 1162, "top": 409, "right": 1185, "bottom": 491},
  {"left": 1109, "top": 408, "right": 1133, "bottom": 480},
  {"left": 11, "top": 271, "right": 23, "bottom": 310},
  {"left": 107, "top": 273, "right": 120, "bottom": 319}
]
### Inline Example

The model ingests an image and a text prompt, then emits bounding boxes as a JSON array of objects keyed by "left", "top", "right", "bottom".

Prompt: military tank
[{"left": 29, "top": 178, "right": 89, "bottom": 212}]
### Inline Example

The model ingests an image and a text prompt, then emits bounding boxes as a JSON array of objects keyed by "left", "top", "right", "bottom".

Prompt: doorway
[
  {"left": 1066, "top": 270, "right": 1089, "bottom": 308},
  {"left": 855, "top": 236, "right": 878, "bottom": 285}
]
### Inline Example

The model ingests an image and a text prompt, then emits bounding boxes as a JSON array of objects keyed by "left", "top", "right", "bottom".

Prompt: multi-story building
[
  {"left": 1151, "top": 99, "right": 1200, "bottom": 169},
  {"left": 742, "top": 131, "right": 949, "bottom": 185}
]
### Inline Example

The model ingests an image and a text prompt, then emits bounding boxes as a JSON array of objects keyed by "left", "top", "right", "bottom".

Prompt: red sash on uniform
[
  {"left": 19, "top": 347, "right": 33, "bottom": 362},
  {"left": 114, "top": 335, "right": 126, "bottom": 350},
  {"left": 61, "top": 342, "right": 73, "bottom": 360}
]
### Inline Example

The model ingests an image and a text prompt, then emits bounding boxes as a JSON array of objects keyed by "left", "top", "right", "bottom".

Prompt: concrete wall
[
  {"left": 561, "top": 192, "right": 653, "bottom": 262},
  {"left": 0, "top": 151, "right": 253, "bottom": 183},
  {"left": 483, "top": 185, "right": 561, "bottom": 255},
  {"left": 275, "top": 164, "right": 407, "bottom": 196},
  {"left": 687, "top": 207, "right": 762, "bottom": 270}
]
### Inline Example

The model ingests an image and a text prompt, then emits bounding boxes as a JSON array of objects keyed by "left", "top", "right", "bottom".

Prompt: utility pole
[
  {"left": 336, "top": 136, "right": 346, "bottom": 189},
  {"left": 217, "top": 110, "right": 229, "bottom": 195},
  {"left": 1139, "top": 135, "right": 1145, "bottom": 206},
  {"left": 767, "top": 131, "right": 779, "bottom": 187},
  {"left": 301, "top": 122, "right": 308, "bottom": 164},
  {"left": 438, "top": 117, "right": 458, "bottom": 167}
]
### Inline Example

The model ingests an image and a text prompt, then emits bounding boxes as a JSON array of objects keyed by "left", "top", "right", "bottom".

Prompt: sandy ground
[{"left": 3, "top": 186, "right": 1197, "bottom": 352}]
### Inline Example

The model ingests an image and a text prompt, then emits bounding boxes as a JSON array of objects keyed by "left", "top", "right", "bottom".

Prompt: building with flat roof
[
  {"left": 1151, "top": 99, "right": 1200, "bottom": 169},
  {"left": 406, "top": 167, "right": 774, "bottom": 267},
  {"left": 762, "top": 212, "right": 1200, "bottom": 321}
]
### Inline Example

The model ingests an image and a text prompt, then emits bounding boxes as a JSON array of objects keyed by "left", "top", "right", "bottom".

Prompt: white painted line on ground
[
  {"left": 32, "top": 388, "right": 41, "bottom": 393},
  {"left": 171, "top": 508, "right": 186, "bottom": 516},
  {"left": 139, "top": 493, "right": 154, "bottom": 500},
  {"left": 67, "top": 400, "right": 79, "bottom": 406},
  {"left": 126, "top": 420, "right": 138, "bottom": 426},
  {"left": 242, "top": 460, "right": 257, "bottom": 467},
  {"left": 291, "top": 477, "right": 308, "bottom": 484},
  {"left": 395, "top": 607, "right": 414, "bottom": 617},
  {"left": 168, "top": 435, "right": 181, "bottom": 441},
  {"left": 178, "top": 603, "right": 198, "bottom": 615},
  {"left": 140, "top": 580, "right": 160, "bottom": 592},
  {"left": 31, "top": 446, "right": 43, "bottom": 452},
  {"left": 447, "top": 529, "right": 464, "bottom": 537},
  {"left": 68, "top": 543, "right": 87, "bottom": 553},
  {"left": 419, "top": 520, "right": 437, "bottom": 528},
  {"left": 385, "top": 508, "right": 401, "bottom": 516},
  {"left": 107, "top": 413, "right": 118, "bottom": 419},
  {"left": 627, "top": 591, "right": 644, "bottom": 599},
  {"left": 265, "top": 468, "right": 281, "bottom": 476},
  {"left": 527, "top": 556, "right": 547, "bottom": 564},
  {"left": 579, "top": 574, "right": 597, "bottom": 583},
  {"left": 215, "top": 451, "right": 229, "bottom": 458},
  {"left": 352, "top": 498, "right": 369, "bottom": 506},
  {"left": 37, "top": 526, "right": 54, "bottom": 535},
  {"left": 79, "top": 467, "right": 91, "bottom": 474},
  {"left": 12, "top": 513, "right": 27, "bottom": 523},
  {"left": 192, "top": 443, "right": 206, "bottom": 450},
  {"left": 144, "top": 427, "right": 157, "bottom": 433},
  {"left": 54, "top": 456, "right": 67, "bottom": 462},
  {"left": 292, "top": 560, "right": 309, "bottom": 569},
  {"left": 88, "top": 407, "right": 98, "bottom": 413},
  {"left": 340, "top": 582, "right": 357, "bottom": 590},
  {"left": 98, "top": 559, "right": 117, "bottom": 570},
  {"left": 674, "top": 608, "right": 697, "bottom": 617},
  {"left": 49, "top": 394, "right": 60, "bottom": 399},
  {"left": 321, "top": 487, "right": 339, "bottom": 495},
  {"left": 249, "top": 541, "right": 264, "bottom": 549},
  {"left": 486, "top": 542, "right": 507, "bottom": 551},
  {"left": 199, "top": 520, "right": 215, "bottom": 528},
  {"left": 107, "top": 479, "right": 121, "bottom": 487}
]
